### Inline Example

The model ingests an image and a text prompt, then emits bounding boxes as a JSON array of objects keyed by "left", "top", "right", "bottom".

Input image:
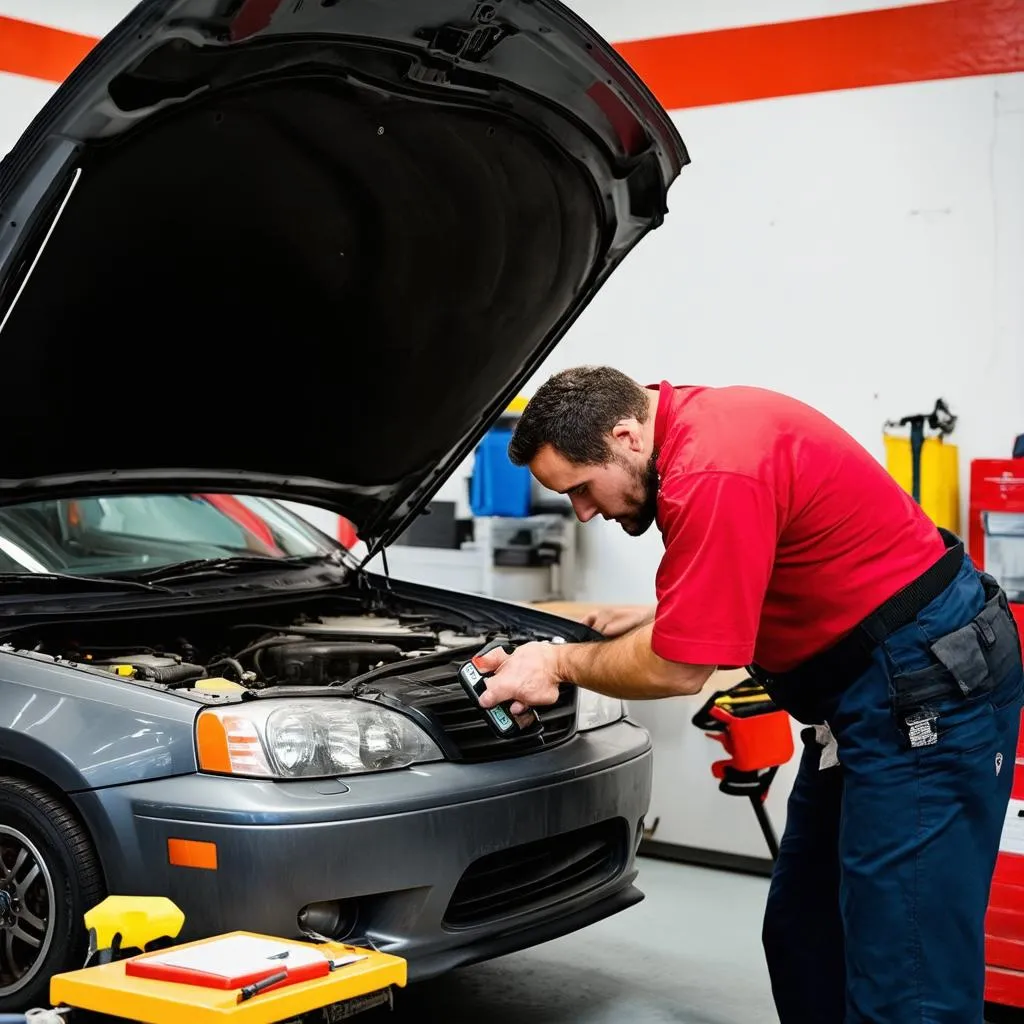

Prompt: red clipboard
[{"left": 124, "top": 936, "right": 331, "bottom": 990}]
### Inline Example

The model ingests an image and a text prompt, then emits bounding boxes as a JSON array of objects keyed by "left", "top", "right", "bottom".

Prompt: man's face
[{"left": 529, "top": 437, "right": 659, "bottom": 536}]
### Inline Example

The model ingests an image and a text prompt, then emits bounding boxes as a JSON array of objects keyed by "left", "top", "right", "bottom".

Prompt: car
[{"left": 0, "top": 0, "right": 688, "bottom": 1011}]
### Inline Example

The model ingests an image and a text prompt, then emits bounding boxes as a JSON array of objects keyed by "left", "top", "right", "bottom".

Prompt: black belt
[{"left": 749, "top": 529, "right": 966, "bottom": 703}]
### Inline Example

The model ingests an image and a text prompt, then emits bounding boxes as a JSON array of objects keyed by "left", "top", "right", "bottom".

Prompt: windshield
[{"left": 0, "top": 494, "right": 335, "bottom": 577}]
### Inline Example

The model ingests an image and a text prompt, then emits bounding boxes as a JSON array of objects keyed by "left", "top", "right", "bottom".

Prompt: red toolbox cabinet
[
  {"left": 974, "top": 458, "right": 1024, "bottom": 1006},
  {"left": 985, "top": 718, "right": 1024, "bottom": 1007},
  {"left": 970, "top": 459, "right": 1024, "bottom": 603}
]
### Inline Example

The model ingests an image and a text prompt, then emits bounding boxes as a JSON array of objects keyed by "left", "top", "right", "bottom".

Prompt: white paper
[
  {"left": 999, "top": 797, "right": 1024, "bottom": 856},
  {"left": 141, "top": 935, "right": 326, "bottom": 978}
]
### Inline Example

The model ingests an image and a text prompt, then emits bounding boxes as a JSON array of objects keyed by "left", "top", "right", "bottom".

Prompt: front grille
[
  {"left": 413, "top": 676, "right": 578, "bottom": 762},
  {"left": 443, "top": 820, "right": 628, "bottom": 928}
]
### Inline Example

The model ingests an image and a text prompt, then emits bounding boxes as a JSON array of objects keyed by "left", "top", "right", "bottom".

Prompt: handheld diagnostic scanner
[{"left": 458, "top": 636, "right": 541, "bottom": 738}]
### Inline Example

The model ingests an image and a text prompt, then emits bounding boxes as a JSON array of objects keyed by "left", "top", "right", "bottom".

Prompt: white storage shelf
[{"left": 368, "top": 514, "right": 578, "bottom": 603}]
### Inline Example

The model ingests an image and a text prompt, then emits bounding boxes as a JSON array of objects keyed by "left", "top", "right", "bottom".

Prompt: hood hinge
[{"left": 357, "top": 539, "right": 392, "bottom": 593}]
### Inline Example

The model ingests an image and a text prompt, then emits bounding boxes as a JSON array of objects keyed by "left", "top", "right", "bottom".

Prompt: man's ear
[{"left": 609, "top": 418, "right": 644, "bottom": 453}]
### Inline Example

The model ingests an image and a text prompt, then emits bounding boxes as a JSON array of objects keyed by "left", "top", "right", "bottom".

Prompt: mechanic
[{"left": 475, "top": 365, "right": 1024, "bottom": 1023}]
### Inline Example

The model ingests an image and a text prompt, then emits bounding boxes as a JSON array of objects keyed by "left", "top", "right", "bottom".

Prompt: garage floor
[
  {"left": 381, "top": 857, "right": 778, "bottom": 1023},
  {"left": 63, "top": 857, "right": 1019, "bottom": 1023}
]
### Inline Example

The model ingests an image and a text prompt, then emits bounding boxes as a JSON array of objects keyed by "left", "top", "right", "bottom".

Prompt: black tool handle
[{"left": 237, "top": 970, "right": 288, "bottom": 1003}]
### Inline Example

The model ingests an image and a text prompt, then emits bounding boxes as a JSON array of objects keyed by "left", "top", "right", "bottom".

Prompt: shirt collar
[{"left": 651, "top": 380, "right": 674, "bottom": 452}]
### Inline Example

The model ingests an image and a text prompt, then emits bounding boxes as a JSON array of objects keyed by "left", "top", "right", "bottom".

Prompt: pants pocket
[
  {"left": 928, "top": 578, "right": 1023, "bottom": 708},
  {"left": 890, "top": 580, "right": 1024, "bottom": 752}
]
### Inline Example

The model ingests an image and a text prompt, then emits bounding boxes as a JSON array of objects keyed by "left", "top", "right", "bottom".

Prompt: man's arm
[
  {"left": 476, "top": 625, "right": 715, "bottom": 716},
  {"left": 579, "top": 604, "right": 655, "bottom": 638},
  {"left": 557, "top": 623, "right": 713, "bottom": 699},
  {"left": 478, "top": 472, "right": 778, "bottom": 715}
]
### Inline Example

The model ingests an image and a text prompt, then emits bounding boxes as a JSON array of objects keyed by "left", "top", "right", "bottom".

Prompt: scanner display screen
[{"left": 462, "top": 661, "right": 486, "bottom": 696}]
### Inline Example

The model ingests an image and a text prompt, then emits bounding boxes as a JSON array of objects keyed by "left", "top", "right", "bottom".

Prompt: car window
[
  {"left": 0, "top": 542, "right": 28, "bottom": 572},
  {"left": 0, "top": 493, "right": 332, "bottom": 576}
]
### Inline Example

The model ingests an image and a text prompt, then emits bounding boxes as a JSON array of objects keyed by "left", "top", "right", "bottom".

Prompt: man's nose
[{"left": 570, "top": 495, "right": 598, "bottom": 523}]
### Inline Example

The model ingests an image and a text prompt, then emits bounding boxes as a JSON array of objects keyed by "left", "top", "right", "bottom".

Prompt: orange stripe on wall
[
  {"left": 1, "top": 1, "right": 1023, "bottom": 106},
  {"left": 0, "top": 16, "right": 96, "bottom": 84},
  {"left": 615, "top": 0, "right": 1024, "bottom": 109}
]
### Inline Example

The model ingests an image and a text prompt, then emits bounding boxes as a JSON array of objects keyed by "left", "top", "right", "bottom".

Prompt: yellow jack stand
[
  {"left": 49, "top": 897, "right": 407, "bottom": 1024},
  {"left": 83, "top": 895, "right": 185, "bottom": 964}
]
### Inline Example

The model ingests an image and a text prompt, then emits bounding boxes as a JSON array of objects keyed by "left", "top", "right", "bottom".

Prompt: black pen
[{"left": 237, "top": 970, "right": 287, "bottom": 1003}]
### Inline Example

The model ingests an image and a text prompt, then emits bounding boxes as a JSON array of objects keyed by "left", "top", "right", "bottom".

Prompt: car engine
[
  {"left": 2, "top": 590, "right": 584, "bottom": 762},
  {"left": 61, "top": 614, "right": 495, "bottom": 694}
]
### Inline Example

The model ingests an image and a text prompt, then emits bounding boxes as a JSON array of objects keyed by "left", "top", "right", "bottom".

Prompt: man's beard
[{"left": 616, "top": 453, "right": 660, "bottom": 536}]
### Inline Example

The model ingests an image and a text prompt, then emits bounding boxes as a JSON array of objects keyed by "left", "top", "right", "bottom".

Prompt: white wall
[
  {"left": 564, "top": 0, "right": 948, "bottom": 41},
  {"left": 523, "top": 68, "right": 1024, "bottom": 603},
  {"left": 0, "top": 0, "right": 134, "bottom": 36},
  {"left": 0, "top": 69, "right": 55, "bottom": 155},
  {"left": 433, "top": 72, "right": 1024, "bottom": 604}
]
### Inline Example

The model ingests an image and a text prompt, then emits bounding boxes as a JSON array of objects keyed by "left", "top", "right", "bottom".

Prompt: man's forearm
[{"left": 552, "top": 624, "right": 714, "bottom": 699}]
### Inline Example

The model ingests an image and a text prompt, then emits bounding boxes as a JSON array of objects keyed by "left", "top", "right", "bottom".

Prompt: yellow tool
[
  {"left": 714, "top": 693, "right": 773, "bottom": 708},
  {"left": 85, "top": 895, "right": 185, "bottom": 954},
  {"left": 883, "top": 398, "right": 960, "bottom": 533}
]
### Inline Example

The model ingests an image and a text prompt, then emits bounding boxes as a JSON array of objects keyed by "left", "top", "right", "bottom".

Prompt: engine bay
[
  {"left": 0, "top": 579, "right": 590, "bottom": 760},
  {"left": 0, "top": 582, "right": 579, "bottom": 707},
  {"left": 50, "top": 612, "right": 503, "bottom": 697}
]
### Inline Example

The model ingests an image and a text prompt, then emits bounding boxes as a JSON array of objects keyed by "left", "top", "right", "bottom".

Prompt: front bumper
[{"left": 72, "top": 719, "right": 651, "bottom": 979}]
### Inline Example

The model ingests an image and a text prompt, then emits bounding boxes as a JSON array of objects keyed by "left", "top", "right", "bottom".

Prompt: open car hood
[{"left": 0, "top": 0, "right": 688, "bottom": 555}]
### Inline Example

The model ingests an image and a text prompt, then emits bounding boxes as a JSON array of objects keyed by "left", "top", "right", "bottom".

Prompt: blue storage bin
[{"left": 470, "top": 428, "right": 532, "bottom": 517}]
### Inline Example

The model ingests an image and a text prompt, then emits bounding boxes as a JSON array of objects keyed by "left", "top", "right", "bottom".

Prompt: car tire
[{"left": 0, "top": 777, "right": 105, "bottom": 1013}]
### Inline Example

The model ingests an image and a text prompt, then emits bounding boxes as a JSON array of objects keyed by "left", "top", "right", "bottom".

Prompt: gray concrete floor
[{"left": 382, "top": 857, "right": 779, "bottom": 1023}]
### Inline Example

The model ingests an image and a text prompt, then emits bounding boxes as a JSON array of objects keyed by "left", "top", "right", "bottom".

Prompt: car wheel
[{"left": 0, "top": 778, "right": 104, "bottom": 1012}]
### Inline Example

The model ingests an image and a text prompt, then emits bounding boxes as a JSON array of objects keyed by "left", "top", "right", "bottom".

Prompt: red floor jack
[{"left": 692, "top": 676, "right": 796, "bottom": 861}]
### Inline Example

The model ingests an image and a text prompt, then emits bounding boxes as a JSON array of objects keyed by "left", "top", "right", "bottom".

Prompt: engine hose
[
  {"left": 342, "top": 641, "right": 484, "bottom": 694},
  {"left": 205, "top": 657, "right": 246, "bottom": 681},
  {"left": 137, "top": 662, "right": 206, "bottom": 687}
]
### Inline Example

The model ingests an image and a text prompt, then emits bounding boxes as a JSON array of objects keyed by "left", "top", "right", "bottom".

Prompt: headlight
[
  {"left": 196, "top": 700, "right": 443, "bottom": 779},
  {"left": 576, "top": 690, "right": 625, "bottom": 731}
]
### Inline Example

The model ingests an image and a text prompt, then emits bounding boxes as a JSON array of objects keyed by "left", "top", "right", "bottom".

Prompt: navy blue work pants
[{"left": 761, "top": 555, "right": 1024, "bottom": 1022}]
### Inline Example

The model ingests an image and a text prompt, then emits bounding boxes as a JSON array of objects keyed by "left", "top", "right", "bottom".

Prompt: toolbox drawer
[{"left": 986, "top": 719, "right": 1024, "bottom": 979}]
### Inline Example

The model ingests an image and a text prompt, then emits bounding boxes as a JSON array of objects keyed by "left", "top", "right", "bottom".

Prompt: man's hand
[
  {"left": 474, "top": 625, "right": 715, "bottom": 716},
  {"left": 475, "top": 642, "right": 562, "bottom": 717},
  {"left": 580, "top": 605, "right": 655, "bottom": 638}
]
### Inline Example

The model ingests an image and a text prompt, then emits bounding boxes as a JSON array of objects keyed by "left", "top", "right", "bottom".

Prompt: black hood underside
[{"left": 0, "top": 1, "right": 687, "bottom": 549}]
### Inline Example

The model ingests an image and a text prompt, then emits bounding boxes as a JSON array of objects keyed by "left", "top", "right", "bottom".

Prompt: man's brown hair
[{"left": 508, "top": 366, "right": 650, "bottom": 467}]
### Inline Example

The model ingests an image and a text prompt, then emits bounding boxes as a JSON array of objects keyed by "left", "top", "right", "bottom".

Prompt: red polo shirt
[{"left": 650, "top": 382, "right": 947, "bottom": 673}]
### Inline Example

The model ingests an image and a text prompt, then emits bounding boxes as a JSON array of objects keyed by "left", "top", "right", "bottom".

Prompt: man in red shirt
[{"left": 476, "top": 365, "right": 1023, "bottom": 1023}]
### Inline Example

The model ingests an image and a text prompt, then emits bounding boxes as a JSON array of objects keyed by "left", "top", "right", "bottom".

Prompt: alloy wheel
[{"left": 0, "top": 826, "right": 56, "bottom": 998}]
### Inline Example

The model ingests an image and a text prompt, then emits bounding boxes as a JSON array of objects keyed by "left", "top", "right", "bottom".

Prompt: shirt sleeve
[{"left": 651, "top": 471, "right": 778, "bottom": 668}]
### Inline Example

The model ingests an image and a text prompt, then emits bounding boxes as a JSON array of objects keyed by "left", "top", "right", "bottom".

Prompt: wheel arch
[{"left": 0, "top": 758, "right": 109, "bottom": 894}]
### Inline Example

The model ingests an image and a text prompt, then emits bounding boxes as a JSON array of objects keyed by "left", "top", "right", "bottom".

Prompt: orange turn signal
[
  {"left": 196, "top": 712, "right": 232, "bottom": 773},
  {"left": 167, "top": 838, "right": 217, "bottom": 870},
  {"left": 196, "top": 708, "right": 272, "bottom": 776}
]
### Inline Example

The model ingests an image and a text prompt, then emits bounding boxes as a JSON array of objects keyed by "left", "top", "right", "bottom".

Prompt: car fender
[
  {"left": 0, "top": 649, "right": 199, "bottom": 791},
  {"left": 0, "top": 728, "right": 93, "bottom": 793}
]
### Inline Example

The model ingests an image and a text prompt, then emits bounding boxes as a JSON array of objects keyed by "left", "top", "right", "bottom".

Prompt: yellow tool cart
[
  {"left": 883, "top": 398, "right": 960, "bottom": 533},
  {"left": 39, "top": 896, "right": 406, "bottom": 1024}
]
